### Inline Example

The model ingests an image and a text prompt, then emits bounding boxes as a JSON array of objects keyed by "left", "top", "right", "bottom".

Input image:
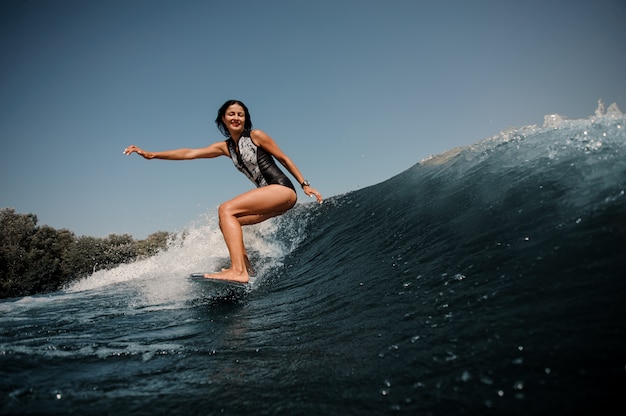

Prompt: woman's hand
[
  {"left": 123, "top": 145, "right": 152, "bottom": 159},
  {"left": 304, "top": 186, "right": 323, "bottom": 204}
]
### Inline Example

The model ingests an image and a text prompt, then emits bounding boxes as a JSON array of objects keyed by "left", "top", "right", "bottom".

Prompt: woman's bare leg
[{"left": 204, "top": 185, "right": 296, "bottom": 282}]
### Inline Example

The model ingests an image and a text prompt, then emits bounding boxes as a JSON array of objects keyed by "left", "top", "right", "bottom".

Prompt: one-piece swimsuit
[{"left": 226, "top": 130, "right": 296, "bottom": 192}]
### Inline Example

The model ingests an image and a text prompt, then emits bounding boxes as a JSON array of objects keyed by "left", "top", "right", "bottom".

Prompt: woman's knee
[{"left": 218, "top": 201, "right": 234, "bottom": 219}]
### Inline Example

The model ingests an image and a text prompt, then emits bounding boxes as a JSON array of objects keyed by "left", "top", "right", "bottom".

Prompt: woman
[{"left": 123, "top": 100, "right": 323, "bottom": 283}]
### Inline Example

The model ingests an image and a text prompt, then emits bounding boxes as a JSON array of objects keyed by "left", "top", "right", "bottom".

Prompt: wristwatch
[{"left": 300, "top": 180, "right": 310, "bottom": 188}]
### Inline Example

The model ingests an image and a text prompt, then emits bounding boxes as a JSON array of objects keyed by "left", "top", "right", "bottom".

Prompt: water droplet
[{"left": 480, "top": 376, "right": 494, "bottom": 385}]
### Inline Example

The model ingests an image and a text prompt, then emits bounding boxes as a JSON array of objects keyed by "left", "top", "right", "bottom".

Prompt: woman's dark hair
[{"left": 215, "top": 100, "right": 253, "bottom": 137}]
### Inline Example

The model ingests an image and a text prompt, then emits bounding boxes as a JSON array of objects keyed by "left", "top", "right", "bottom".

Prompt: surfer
[{"left": 123, "top": 99, "right": 323, "bottom": 283}]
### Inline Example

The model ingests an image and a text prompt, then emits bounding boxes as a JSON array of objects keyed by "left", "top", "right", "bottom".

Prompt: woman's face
[{"left": 222, "top": 104, "right": 246, "bottom": 135}]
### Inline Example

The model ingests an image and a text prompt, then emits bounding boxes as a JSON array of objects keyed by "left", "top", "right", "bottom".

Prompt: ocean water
[{"left": 2, "top": 103, "right": 625, "bottom": 415}]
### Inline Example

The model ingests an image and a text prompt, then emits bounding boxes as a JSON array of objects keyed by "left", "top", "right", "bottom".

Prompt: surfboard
[{"left": 188, "top": 273, "right": 249, "bottom": 289}]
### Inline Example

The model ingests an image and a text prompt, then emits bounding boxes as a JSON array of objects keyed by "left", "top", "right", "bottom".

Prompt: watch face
[{"left": 302, "top": 180, "right": 310, "bottom": 187}]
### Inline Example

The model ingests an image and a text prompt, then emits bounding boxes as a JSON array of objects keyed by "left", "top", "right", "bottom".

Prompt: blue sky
[{"left": 1, "top": 0, "right": 625, "bottom": 238}]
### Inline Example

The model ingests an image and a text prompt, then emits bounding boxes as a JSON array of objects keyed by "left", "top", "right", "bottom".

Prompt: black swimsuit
[{"left": 226, "top": 131, "right": 296, "bottom": 192}]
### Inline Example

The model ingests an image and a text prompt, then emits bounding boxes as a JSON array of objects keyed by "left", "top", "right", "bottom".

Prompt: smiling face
[
  {"left": 222, "top": 104, "right": 246, "bottom": 137},
  {"left": 215, "top": 100, "right": 252, "bottom": 137}
]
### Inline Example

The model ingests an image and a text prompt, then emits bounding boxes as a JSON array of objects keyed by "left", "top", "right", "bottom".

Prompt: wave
[
  {"left": 67, "top": 100, "right": 626, "bottom": 322},
  {"left": 41, "top": 100, "right": 626, "bottom": 414}
]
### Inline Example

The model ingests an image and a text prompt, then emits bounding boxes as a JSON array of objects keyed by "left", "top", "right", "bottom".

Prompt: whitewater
[{"left": 2, "top": 102, "right": 625, "bottom": 415}]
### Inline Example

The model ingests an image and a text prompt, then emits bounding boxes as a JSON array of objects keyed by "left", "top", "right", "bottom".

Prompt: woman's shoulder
[
  {"left": 250, "top": 129, "right": 271, "bottom": 142},
  {"left": 208, "top": 139, "right": 231, "bottom": 155}
]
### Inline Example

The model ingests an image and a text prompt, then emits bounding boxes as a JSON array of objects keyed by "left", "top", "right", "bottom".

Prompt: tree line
[{"left": 0, "top": 208, "right": 171, "bottom": 299}]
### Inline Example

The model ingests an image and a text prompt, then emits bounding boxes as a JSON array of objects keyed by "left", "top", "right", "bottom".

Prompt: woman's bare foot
[
  {"left": 221, "top": 256, "right": 254, "bottom": 275},
  {"left": 203, "top": 267, "right": 249, "bottom": 283}
]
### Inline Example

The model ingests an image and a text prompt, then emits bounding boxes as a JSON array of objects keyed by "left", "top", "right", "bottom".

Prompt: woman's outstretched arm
[{"left": 123, "top": 141, "right": 229, "bottom": 160}]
